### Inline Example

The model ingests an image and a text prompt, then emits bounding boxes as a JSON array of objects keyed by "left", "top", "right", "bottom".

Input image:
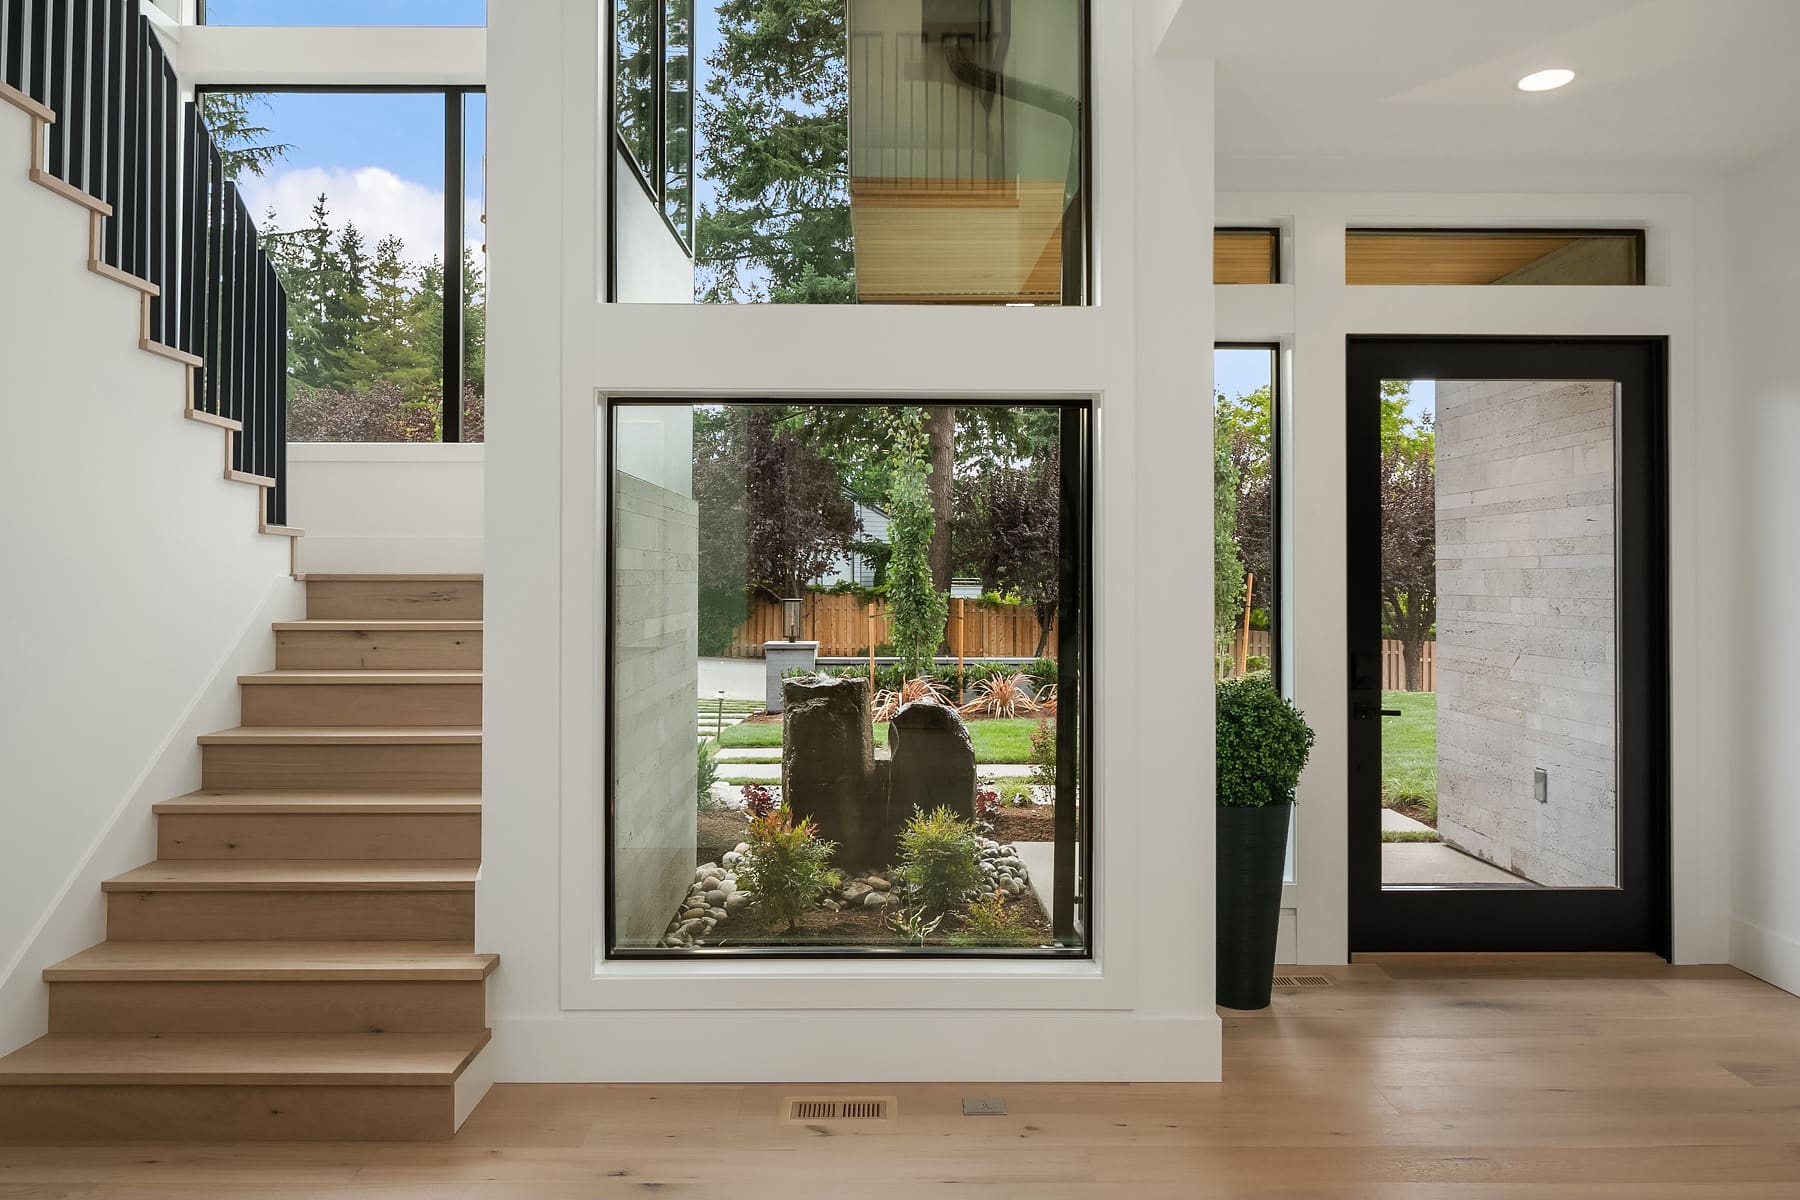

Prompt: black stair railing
[{"left": 3, "top": 0, "right": 289, "bottom": 529}]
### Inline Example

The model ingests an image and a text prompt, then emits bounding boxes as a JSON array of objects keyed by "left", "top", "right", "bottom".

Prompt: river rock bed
[{"left": 662, "top": 836, "right": 1033, "bottom": 947}]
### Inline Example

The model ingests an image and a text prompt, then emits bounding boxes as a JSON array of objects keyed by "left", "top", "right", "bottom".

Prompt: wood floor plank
[{"left": 3, "top": 961, "right": 1796, "bottom": 1194}]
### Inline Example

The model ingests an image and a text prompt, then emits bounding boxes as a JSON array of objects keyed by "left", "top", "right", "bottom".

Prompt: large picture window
[
  {"left": 611, "top": 0, "right": 1090, "bottom": 305},
  {"left": 605, "top": 400, "right": 1091, "bottom": 957},
  {"left": 199, "top": 87, "right": 487, "bottom": 441}
]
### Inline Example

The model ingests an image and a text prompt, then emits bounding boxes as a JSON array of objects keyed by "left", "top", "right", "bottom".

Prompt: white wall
[
  {"left": 613, "top": 150, "right": 694, "bottom": 304},
  {"left": 288, "top": 443, "right": 485, "bottom": 575},
  {"left": 483, "top": 0, "right": 1222, "bottom": 1082},
  {"left": 1727, "top": 132, "right": 1800, "bottom": 996},
  {"left": 0, "top": 105, "right": 300, "bottom": 1054}
]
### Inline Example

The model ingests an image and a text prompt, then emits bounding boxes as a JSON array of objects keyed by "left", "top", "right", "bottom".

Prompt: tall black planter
[{"left": 1216, "top": 803, "right": 1291, "bottom": 1010}]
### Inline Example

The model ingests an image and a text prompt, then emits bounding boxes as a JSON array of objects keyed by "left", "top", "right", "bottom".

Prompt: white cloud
[{"left": 238, "top": 166, "right": 484, "bottom": 267}]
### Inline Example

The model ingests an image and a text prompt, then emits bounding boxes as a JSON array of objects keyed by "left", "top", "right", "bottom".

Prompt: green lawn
[
  {"left": 1381, "top": 690, "right": 1438, "bottom": 823},
  {"left": 716, "top": 717, "right": 1040, "bottom": 764}
]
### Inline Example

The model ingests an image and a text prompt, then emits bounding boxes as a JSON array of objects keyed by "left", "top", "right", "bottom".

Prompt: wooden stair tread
[
  {"left": 274, "top": 619, "right": 483, "bottom": 631},
  {"left": 154, "top": 789, "right": 481, "bottom": 815},
  {"left": 198, "top": 726, "right": 481, "bottom": 745},
  {"left": 0, "top": 1031, "right": 490, "bottom": 1086},
  {"left": 44, "top": 941, "right": 497, "bottom": 982},
  {"left": 103, "top": 861, "right": 480, "bottom": 893},
  {"left": 238, "top": 670, "right": 482, "bottom": 685}
]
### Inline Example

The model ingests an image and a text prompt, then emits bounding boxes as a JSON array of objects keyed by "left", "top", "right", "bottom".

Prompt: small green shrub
[
  {"left": 1216, "top": 676, "right": 1315, "bottom": 808},
  {"left": 895, "top": 806, "right": 985, "bottom": 912},
  {"left": 739, "top": 807, "right": 840, "bottom": 932},
  {"left": 1023, "top": 657, "right": 1059, "bottom": 691},
  {"left": 1244, "top": 655, "right": 1271, "bottom": 676},
  {"left": 696, "top": 739, "right": 720, "bottom": 809},
  {"left": 950, "top": 890, "right": 1041, "bottom": 947},
  {"left": 1028, "top": 718, "right": 1058, "bottom": 791}
]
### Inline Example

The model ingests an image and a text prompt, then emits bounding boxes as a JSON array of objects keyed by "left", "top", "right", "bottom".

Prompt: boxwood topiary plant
[{"left": 1216, "top": 676, "right": 1315, "bottom": 807}]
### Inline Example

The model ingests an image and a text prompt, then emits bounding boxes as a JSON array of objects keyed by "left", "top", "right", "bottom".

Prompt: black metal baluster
[
  {"left": 24, "top": 0, "right": 46, "bottom": 105},
  {"left": 45, "top": 0, "right": 67, "bottom": 172},
  {"left": 146, "top": 47, "right": 165, "bottom": 339},
  {"left": 101, "top": 0, "right": 124, "bottom": 267},
  {"left": 85, "top": 0, "right": 106, "bottom": 208},
  {"left": 234, "top": 195, "right": 252, "bottom": 468},
  {"left": 180, "top": 101, "right": 202, "bottom": 361},
  {"left": 203, "top": 141, "right": 224, "bottom": 416},
  {"left": 2, "top": 0, "right": 21, "bottom": 94},
  {"left": 219, "top": 181, "right": 239, "bottom": 430},
  {"left": 249, "top": 248, "right": 265, "bottom": 480},
  {"left": 63, "top": 0, "right": 86, "bottom": 191},
  {"left": 271, "top": 279, "right": 289, "bottom": 527},
  {"left": 117, "top": 4, "right": 137, "bottom": 274}
]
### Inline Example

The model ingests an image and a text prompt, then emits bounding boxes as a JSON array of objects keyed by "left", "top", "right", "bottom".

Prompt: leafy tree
[
  {"left": 1378, "top": 382, "right": 1437, "bottom": 690},
  {"left": 742, "top": 408, "right": 861, "bottom": 601},
  {"left": 1214, "top": 436, "right": 1246, "bottom": 670},
  {"left": 1216, "top": 386, "right": 1273, "bottom": 625},
  {"left": 955, "top": 446, "right": 1061, "bottom": 657},
  {"left": 885, "top": 410, "right": 949, "bottom": 676},
  {"left": 695, "top": 0, "right": 852, "bottom": 304}
]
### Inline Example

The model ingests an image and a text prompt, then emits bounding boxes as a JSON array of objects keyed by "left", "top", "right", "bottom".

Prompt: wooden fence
[
  {"left": 725, "top": 593, "right": 1057, "bottom": 659},
  {"left": 1222, "top": 631, "right": 1437, "bottom": 692}
]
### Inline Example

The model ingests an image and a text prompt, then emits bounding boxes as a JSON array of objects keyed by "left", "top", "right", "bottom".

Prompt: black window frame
[
  {"left": 1215, "top": 342, "right": 1283, "bottom": 690},
  {"left": 193, "top": 83, "right": 486, "bottom": 443},
  {"left": 612, "top": 0, "right": 696, "bottom": 254},
  {"left": 601, "top": 396, "right": 1096, "bottom": 961}
]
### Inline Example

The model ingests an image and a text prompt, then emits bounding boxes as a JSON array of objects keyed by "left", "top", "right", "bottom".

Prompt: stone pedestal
[{"left": 763, "top": 640, "right": 820, "bottom": 713}]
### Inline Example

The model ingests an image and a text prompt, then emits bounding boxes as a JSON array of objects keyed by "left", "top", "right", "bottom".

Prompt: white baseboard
[
  {"left": 1730, "top": 917, "right": 1800, "bottom": 998},
  {"left": 487, "top": 1010, "right": 1222, "bottom": 1083}
]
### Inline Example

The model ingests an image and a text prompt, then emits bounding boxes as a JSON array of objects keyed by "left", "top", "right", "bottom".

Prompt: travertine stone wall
[
  {"left": 1434, "top": 380, "right": 1618, "bottom": 887},
  {"left": 613, "top": 470, "right": 700, "bottom": 944}
]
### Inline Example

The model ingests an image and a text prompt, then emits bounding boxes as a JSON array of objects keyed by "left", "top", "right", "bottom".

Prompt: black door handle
[{"left": 1354, "top": 703, "right": 1407, "bottom": 719}]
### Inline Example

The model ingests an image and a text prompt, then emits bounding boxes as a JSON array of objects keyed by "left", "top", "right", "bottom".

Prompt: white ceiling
[{"left": 1165, "top": 0, "right": 1800, "bottom": 185}]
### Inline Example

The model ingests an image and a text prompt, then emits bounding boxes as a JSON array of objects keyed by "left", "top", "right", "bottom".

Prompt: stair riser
[
  {"left": 107, "top": 891, "right": 474, "bottom": 942},
  {"left": 0, "top": 1083, "right": 457, "bottom": 1142},
  {"left": 276, "top": 629, "right": 482, "bottom": 670},
  {"left": 240, "top": 682, "right": 481, "bottom": 727},
  {"left": 306, "top": 580, "right": 483, "bottom": 620},
  {"left": 48, "top": 980, "right": 488, "bottom": 1035},
  {"left": 202, "top": 744, "right": 482, "bottom": 791},
  {"left": 157, "top": 812, "right": 482, "bottom": 860}
]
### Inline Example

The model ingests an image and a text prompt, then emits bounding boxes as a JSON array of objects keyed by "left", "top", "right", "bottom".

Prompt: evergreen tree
[
  {"left": 696, "top": 0, "right": 853, "bottom": 303},
  {"left": 198, "top": 91, "right": 292, "bottom": 180},
  {"left": 885, "top": 410, "right": 949, "bottom": 678}
]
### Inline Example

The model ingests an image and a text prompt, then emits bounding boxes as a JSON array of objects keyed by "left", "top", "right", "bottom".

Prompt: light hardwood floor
[{"left": 4, "top": 956, "right": 1798, "bottom": 1198}]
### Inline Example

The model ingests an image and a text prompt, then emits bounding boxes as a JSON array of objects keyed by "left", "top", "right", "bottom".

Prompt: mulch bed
[
  {"left": 987, "top": 803, "right": 1057, "bottom": 842},
  {"left": 713, "top": 875, "right": 1052, "bottom": 948}
]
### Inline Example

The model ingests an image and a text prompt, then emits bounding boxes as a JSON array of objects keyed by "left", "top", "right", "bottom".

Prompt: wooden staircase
[{"left": 0, "top": 575, "right": 494, "bottom": 1142}]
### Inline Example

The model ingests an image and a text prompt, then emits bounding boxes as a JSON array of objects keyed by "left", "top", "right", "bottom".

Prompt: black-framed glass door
[{"left": 1347, "top": 338, "right": 1670, "bottom": 954}]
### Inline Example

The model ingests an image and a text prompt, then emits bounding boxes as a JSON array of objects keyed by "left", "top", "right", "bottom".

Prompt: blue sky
[
  {"left": 229, "top": 89, "right": 485, "bottom": 267},
  {"left": 208, "top": 2, "right": 485, "bottom": 263},
  {"left": 203, "top": 0, "right": 484, "bottom": 27}
]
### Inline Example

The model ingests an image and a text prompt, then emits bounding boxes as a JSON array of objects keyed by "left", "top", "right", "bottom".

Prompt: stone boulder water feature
[{"left": 781, "top": 675, "right": 977, "bottom": 862}]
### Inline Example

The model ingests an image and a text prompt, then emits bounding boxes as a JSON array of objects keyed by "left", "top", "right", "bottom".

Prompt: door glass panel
[{"left": 1379, "top": 379, "right": 1619, "bottom": 890}]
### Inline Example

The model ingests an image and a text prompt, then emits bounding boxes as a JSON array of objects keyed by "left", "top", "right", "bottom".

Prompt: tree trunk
[
  {"left": 1032, "top": 602, "right": 1054, "bottom": 659},
  {"left": 924, "top": 405, "right": 956, "bottom": 591},
  {"left": 1401, "top": 637, "right": 1422, "bottom": 692}
]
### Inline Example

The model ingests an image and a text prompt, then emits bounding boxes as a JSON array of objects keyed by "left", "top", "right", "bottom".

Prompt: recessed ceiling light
[{"left": 1517, "top": 68, "right": 1576, "bottom": 93}]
